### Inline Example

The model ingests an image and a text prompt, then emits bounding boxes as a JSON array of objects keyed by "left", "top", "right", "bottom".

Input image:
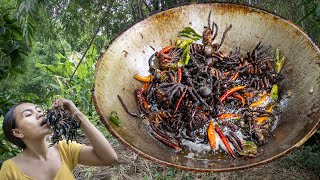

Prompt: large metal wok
[{"left": 93, "top": 3, "right": 320, "bottom": 172}]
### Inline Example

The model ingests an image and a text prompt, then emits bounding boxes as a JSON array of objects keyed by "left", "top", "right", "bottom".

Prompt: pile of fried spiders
[
  {"left": 41, "top": 107, "right": 80, "bottom": 146},
  {"left": 118, "top": 12, "right": 285, "bottom": 159}
]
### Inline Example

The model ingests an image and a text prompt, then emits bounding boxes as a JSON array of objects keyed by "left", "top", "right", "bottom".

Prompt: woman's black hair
[{"left": 3, "top": 104, "right": 27, "bottom": 149}]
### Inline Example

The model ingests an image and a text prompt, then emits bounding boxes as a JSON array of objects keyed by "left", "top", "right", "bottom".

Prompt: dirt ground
[{"left": 73, "top": 136, "right": 319, "bottom": 180}]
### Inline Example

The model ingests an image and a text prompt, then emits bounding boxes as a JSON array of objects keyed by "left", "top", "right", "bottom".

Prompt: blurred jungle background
[{"left": 0, "top": 0, "right": 319, "bottom": 179}]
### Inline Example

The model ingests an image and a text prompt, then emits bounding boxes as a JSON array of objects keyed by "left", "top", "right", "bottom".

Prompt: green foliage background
[{"left": 0, "top": 0, "right": 319, "bottom": 176}]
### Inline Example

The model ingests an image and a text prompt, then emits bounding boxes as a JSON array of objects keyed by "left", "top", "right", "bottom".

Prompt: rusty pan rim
[
  {"left": 97, "top": 1, "right": 319, "bottom": 54},
  {"left": 93, "top": 2, "right": 320, "bottom": 172}
]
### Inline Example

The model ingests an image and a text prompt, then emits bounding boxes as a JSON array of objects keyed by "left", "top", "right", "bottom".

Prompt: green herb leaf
[
  {"left": 184, "top": 51, "right": 191, "bottom": 65},
  {"left": 178, "top": 39, "right": 194, "bottom": 49},
  {"left": 178, "top": 45, "right": 191, "bottom": 66},
  {"left": 176, "top": 39, "right": 193, "bottom": 66},
  {"left": 238, "top": 141, "right": 257, "bottom": 157},
  {"left": 176, "top": 27, "right": 201, "bottom": 66},
  {"left": 271, "top": 84, "right": 279, "bottom": 101},
  {"left": 178, "top": 27, "right": 202, "bottom": 40},
  {"left": 177, "top": 59, "right": 185, "bottom": 67},
  {"left": 275, "top": 49, "right": 285, "bottom": 73},
  {"left": 109, "top": 111, "right": 121, "bottom": 127},
  {"left": 175, "top": 38, "right": 182, "bottom": 47}
]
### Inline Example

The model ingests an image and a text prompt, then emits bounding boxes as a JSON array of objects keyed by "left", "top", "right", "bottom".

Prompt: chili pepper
[
  {"left": 249, "top": 93, "right": 268, "bottom": 108},
  {"left": 230, "top": 72, "right": 239, "bottom": 81},
  {"left": 177, "top": 67, "right": 182, "bottom": 83},
  {"left": 143, "top": 99, "right": 151, "bottom": 111},
  {"left": 174, "top": 88, "right": 187, "bottom": 113},
  {"left": 215, "top": 126, "right": 236, "bottom": 158},
  {"left": 134, "top": 75, "right": 154, "bottom": 83},
  {"left": 141, "top": 83, "right": 149, "bottom": 91},
  {"left": 149, "top": 129, "right": 181, "bottom": 151},
  {"left": 142, "top": 83, "right": 150, "bottom": 111},
  {"left": 157, "top": 45, "right": 174, "bottom": 57},
  {"left": 243, "top": 92, "right": 254, "bottom": 98},
  {"left": 219, "top": 86, "right": 246, "bottom": 102},
  {"left": 233, "top": 94, "right": 245, "bottom": 107},
  {"left": 150, "top": 120, "right": 168, "bottom": 139},
  {"left": 208, "top": 121, "right": 216, "bottom": 150},
  {"left": 136, "top": 83, "right": 150, "bottom": 112},
  {"left": 256, "top": 106, "right": 273, "bottom": 125},
  {"left": 170, "top": 74, "right": 175, "bottom": 82},
  {"left": 230, "top": 64, "right": 241, "bottom": 81},
  {"left": 224, "top": 71, "right": 231, "bottom": 77},
  {"left": 218, "top": 114, "right": 241, "bottom": 120}
]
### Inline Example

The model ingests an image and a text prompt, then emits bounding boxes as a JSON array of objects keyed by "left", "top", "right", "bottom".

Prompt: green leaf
[
  {"left": 8, "top": 67, "right": 24, "bottom": 76},
  {"left": 0, "top": 69, "right": 9, "bottom": 80},
  {"left": 7, "top": 43, "right": 20, "bottom": 54},
  {"left": 175, "top": 38, "right": 182, "bottom": 47},
  {"left": 35, "top": 62, "right": 68, "bottom": 76},
  {"left": 85, "top": 44, "right": 97, "bottom": 67},
  {"left": 23, "top": 93, "right": 40, "bottom": 101},
  {"left": 238, "top": 141, "right": 257, "bottom": 157},
  {"left": 55, "top": 76, "right": 65, "bottom": 98},
  {"left": 271, "top": 84, "right": 278, "bottom": 101},
  {"left": 275, "top": 49, "right": 285, "bottom": 73},
  {"left": 55, "top": 53, "right": 65, "bottom": 61},
  {"left": 176, "top": 27, "right": 198, "bottom": 66},
  {"left": 47, "top": 64, "right": 59, "bottom": 74},
  {"left": 48, "top": 83, "right": 60, "bottom": 91},
  {"left": 178, "top": 45, "right": 191, "bottom": 66},
  {"left": 297, "top": 6, "right": 317, "bottom": 24},
  {"left": 177, "top": 59, "right": 184, "bottom": 67},
  {"left": 109, "top": 111, "right": 121, "bottom": 127},
  {"left": 177, "top": 39, "right": 194, "bottom": 49},
  {"left": 316, "top": 3, "right": 320, "bottom": 18},
  {"left": 60, "top": 58, "right": 67, "bottom": 63},
  {"left": 184, "top": 52, "right": 191, "bottom": 65},
  {"left": 11, "top": 28, "right": 23, "bottom": 40},
  {"left": 63, "top": 61, "right": 74, "bottom": 76},
  {"left": 77, "top": 63, "right": 88, "bottom": 80},
  {"left": 9, "top": 49, "right": 22, "bottom": 66},
  {"left": 178, "top": 27, "right": 202, "bottom": 40},
  {"left": 35, "top": 62, "right": 46, "bottom": 70}
]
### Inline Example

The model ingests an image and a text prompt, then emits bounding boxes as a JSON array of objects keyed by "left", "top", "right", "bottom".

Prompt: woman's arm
[{"left": 54, "top": 98, "right": 118, "bottom": 166}]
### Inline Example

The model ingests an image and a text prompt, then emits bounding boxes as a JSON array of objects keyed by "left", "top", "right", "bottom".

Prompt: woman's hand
[
  {"left": 53, "top": 98, "right": 118, "bottom": 165},
  {"left": 53, "top": 98, "right": 81, "bottom": 115}
]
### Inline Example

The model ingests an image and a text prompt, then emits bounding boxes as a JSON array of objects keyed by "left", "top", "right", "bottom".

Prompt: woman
[{"left": 0, "top": 98, "right": 118, "bottom": 180}]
